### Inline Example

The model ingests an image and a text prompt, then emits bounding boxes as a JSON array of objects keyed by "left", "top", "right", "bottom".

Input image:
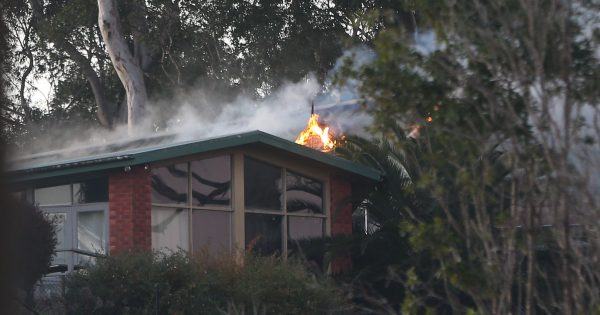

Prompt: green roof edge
[{"left": 7, "top": 131, "right": 382, "bottom": 183}]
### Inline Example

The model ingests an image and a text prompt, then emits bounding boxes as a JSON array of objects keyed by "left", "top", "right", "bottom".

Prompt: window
[
  {"left": 286, "top": 171, "right": 323, "bottom": 214},
  {"left": 151, "top": 163, "right": 188, "bottom": 204},
  {"left": 150, "top": 154, "right": 328, "bottom": 258},
  {"left": 47, "top": 213, "right": 68, "bottom": 265},
  {"left": 244, "top": 157, "right": 326, "bottom": 256},
  {"left": 151, "top": 206, "right": 189, "bottom": 251},
  {"left": 191, "top": 157, "right": 231, "bottom": 206},
  {"left": 35, "top": 185, "right": 71, "bottom": 206},
  {"left": 193, "top": 210, "right": 231, "bottom": 253},
  {"left": 244, "top": 158, "right": 282, "bottom": 211},
  {"left": 73, "top": 178, "right": 109, "bottom": 204},
  {"left": 34, "top": 179, "right": 108, "bottom": 272},
  {"left": 35, "top": 179, "right": 108, "bottom": 207},
  {"left": 245, "top": 213, "right": 282, "bottom": 255},
  {"left": 151, "top": 155, "right": 232, "bottom": 255}
]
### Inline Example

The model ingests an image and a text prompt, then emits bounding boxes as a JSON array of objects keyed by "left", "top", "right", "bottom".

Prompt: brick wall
[
  {"left": 108, "top": 166, "right": 151, "bottom": 253},
  {"left": 329, "top": 174, "right": 353, "bottom": 273}
]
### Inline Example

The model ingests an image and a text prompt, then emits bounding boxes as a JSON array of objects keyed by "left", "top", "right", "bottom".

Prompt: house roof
[{"left": 7, "top": 131, "right": 382, "bottom": 183}]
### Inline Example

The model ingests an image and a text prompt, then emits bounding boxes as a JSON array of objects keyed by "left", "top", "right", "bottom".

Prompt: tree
[
  {"left": 0, "top": 0, "right": 18, "bottom": 141},
  {"left": 340, "top": 0, "right": 600, "bottom": 313},
  {"left": 3, "top": 0, "right": 420, "bottom": 144},
  {"left": 97, "top": 0, "right": 147, "bottom": 133}
]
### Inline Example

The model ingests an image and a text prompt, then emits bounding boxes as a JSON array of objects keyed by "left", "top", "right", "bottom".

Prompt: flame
[{"left": 295, "top": 114, "right": 335, "bottom": 152}]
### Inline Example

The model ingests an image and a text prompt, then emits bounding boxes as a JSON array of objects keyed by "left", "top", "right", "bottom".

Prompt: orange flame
[{"left": 295, "top": 114, "right": 335, "bottom": 152}]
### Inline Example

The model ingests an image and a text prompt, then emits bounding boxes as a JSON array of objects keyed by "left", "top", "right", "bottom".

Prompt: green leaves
[{"left": 64, "top": 251, "right": 344, "bottom": 315}]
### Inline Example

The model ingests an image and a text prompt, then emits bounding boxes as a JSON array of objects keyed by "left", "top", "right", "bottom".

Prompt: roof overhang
[{"left": 6, "top": 131, "right": 382, "bottom": 184}]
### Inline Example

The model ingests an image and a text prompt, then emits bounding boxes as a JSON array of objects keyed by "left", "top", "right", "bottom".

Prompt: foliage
[
  {"left": 9, "top": 198, "right": 57, "bottom": 294},
  {"left": 0, "top": 2, "right": 13, "bottom": 141},
  {"left": 0, "top": 193, "right": 57, "bottom": 314},
  {"left": 1, "top": 0, "right": 419, "bottom": 143},
  {"left": 335, "top": 0, "right": 600, "bottom": 313},
  {"left": 64, "top": 250, "right": 344, "bottom": 315}
]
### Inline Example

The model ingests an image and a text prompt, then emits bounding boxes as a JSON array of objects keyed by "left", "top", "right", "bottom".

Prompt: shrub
[
  {"left": 0, "top": 194, "right": 57, "bottom": 312},
  {"left": 3, "top": 197, "right": 56, "bottom": 294},
  {"left": 64, "top": 250, "right": 344, "bottom": 315}
]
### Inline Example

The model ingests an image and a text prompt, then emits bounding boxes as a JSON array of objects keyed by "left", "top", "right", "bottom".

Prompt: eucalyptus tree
[{"left": 2, "top": 0, "right": 416, "bottom": 142}]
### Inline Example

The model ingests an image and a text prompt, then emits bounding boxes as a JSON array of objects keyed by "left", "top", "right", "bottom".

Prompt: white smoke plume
[{"left": 10, "top": 47, "right": 376, "bottom": 161}]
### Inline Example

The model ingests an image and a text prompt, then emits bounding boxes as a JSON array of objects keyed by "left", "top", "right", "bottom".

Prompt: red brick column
[
  {"left": 108, "top": 166, "right": 151, "bottom": 253},
  {"left": 330, "top": 174, "right": 353, "bottom": 274}
]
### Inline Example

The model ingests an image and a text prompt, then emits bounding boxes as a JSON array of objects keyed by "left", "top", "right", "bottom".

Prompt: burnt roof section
[{"left": 7, "top": 131, "right": 381, "bottom": 183}]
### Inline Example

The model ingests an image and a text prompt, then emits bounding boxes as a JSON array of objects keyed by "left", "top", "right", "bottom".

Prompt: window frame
[
  {"left": 243, "top": 155, "right": 328, "bottom": 257},
  {"left": 150, "top": 153, "right": 234, "bottom": 254},
  {"left": 149, "top": 149, "right": 332, "bottom": 259},
  {"left": 34, "top": 179, "right": 109, "bottom": 273}
]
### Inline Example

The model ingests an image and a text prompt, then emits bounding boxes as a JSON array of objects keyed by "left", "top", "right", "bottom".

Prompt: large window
[
  {"left": 151, "top": 155, "right": 232, "bottom": 255},
  {"left": 244, "top": 157, "right": 325, "bottom": 256},
  {"left": 150, "top": 154, "right": 327, "bottom": 258},
  {"left": 34, "top": 178, "right": 109, "bottom": 271}
]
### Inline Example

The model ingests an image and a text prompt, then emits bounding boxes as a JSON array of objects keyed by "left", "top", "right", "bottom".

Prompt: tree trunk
[
  {"left": 29, "top": 0, "right": 113, "bottom": 128},
  {"left": 97, "top": 0, "right": 147, "bottom": 134}
]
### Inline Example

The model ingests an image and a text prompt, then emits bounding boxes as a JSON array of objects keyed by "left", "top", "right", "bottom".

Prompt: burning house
[{"left": 7, "top": 129, "right": 380, "bottom": 274}]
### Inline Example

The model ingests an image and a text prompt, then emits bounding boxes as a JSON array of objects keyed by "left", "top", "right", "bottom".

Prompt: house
[{"left": 7, "top": 131, "right": 380, "bottom": 273}]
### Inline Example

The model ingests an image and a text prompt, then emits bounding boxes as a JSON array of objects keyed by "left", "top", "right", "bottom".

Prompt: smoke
[
  {"left": 10, "top": 47, "right": 376, "bottom": 160},
  {"left": 154, "top": 76, "right": 321, "bottom": 142}
]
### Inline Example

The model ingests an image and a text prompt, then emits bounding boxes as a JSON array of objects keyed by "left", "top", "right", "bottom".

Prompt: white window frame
[{"left": 34, "top": 181, "right": 109, "bottom": 273}]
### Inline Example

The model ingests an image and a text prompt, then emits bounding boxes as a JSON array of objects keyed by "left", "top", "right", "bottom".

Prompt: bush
[
  {"left": 64, "top": 250, "right": 345, "bottom": 315},
  {"left": 0, "top": 193, "right": 57, "bottom": 313}
]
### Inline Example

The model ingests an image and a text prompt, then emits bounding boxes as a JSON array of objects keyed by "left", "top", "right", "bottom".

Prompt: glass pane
[
  {"left": 286, "top": 172, "right": 323, "bottom": 214},
  {"left": 191, "top": 156, "right": 231, "bottom": 207},
  {"left": 244, "top": 157, "right": 282, "bottom": 211},
  {"left": 287, "top": 217, "right": 325, "bottom": 265},
  {"left": 151, "top": 207, "right": 189, "bottom": 252},
  {"left": 77, "top": 211, "right": 105, "bottom": 264},
  {"left": 73, "top": 177, "right": 108, "bottom": 204},
  {"left": 151, "top": 164, "right": 188, "bottom": 204},
  {"left": 245, "top": 213, "right": 282, "bottom": 255},
  {"left": 35, "top": 185, "right": 71, "bottom": 206},
  {"left": 192, "top": 210, "right": 231, "bottom": 254},
  {"left": 77, "top": 211, "right": 105, "bottom": 254},
  {"left": 288, "top": 217, "right": 324, "bottom": 240},
  {"left": 47, "top": 213, "right": 67, "bottom": 265}
]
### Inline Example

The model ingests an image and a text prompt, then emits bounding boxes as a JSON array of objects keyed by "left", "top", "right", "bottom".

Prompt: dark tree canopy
[{"left": 1, "top": 0, "right": 418, "bottom": 145}]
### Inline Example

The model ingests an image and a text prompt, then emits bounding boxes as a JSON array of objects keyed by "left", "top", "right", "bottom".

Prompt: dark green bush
[{"left": 64, "top": 250, "right": 344, "bottom": 315}]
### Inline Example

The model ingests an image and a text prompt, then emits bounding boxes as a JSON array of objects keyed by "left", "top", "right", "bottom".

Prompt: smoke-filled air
[{"left": 11, "top": 47, "right": 375, "bottom": 158}]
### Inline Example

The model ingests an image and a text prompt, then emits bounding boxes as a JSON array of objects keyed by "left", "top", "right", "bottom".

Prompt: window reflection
[
  {"left": 287, "top": 217, "right": 324, "bottom": 260},
  {"left": 77, "top": 210, "right": 105, "bottom": 265},
  {"left": 47, "top": 213, "right": 67, "bottom": 265},
  {"left": 286, "top": 172, "right": 323, "bottom": 214},
  {"left": 151, "top": 164, "right": 188, "bottom": 204},
  {"left": 151, "top": 207, "right": 189, "bottom": 252},
  {"left": 245, "top": 213, "right": 282, "bottom": 255},
  {"left": 244, "top": 157, "right": 282, "bottom": 211},
  {"left": 73, "top": 178, "right": 108, "bottom": 204},
  {"left": 191, "top": 156, "right": 231, "bottom": 206},
  {"left": 77, "top": 211, "right": 105, "bottom": 254}
]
